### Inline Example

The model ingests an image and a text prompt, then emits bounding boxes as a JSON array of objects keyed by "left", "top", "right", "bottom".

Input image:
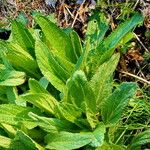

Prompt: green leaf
[
  {"left": 98, "top": 142, "right": 125, "bottom": 150},
  {"left": 0, "top": 135, "right": 12, "bottom": 149},
  {"left": 21, "top": 93, "right": 58, "bottom": 115},
  {"left": 66, "top": 70, "right": 96, "bottom": 111},
  {"left": 45, "top": 124, "right": 106, "bottom": 149},
  {"left": 10, "top": 130, "right": 45, "bottom": 150},
  {"left": 6, "top": 43, "right": 39, "bottom": 78},
  {"left": 89, "top": 123, "right": 106, "bottom": 147},
  {"left": 69, "top": 30, "right": 83, "bottom": 61},
  {"left": 65, "top": 70, "right": 98, "bottom": 128},
  {"left": 35, "top": 40, "right": 73, "bottom": 92},
  {"left": 0, "top": 104, "right": 40, "bottom": 126},
  {"left": 85, "top": 12, "right": 109, "bottom": 50},
  {"left": 89, "top": 53, "right": 120, "bottom": 109},
  {"left": 92, "top": 13, "right": 144, "bottom": 66},
  {"left": 127, "top": 130, "right": 150, "bottom": 150},
  {"left": 11, "top": 20, "right": 35, "bottom": 57},
  {"left": 34, "top": 16, "right": 76, "bottom": 63},
  {"left": 6, "top": 87, "right": 18, "bottom": 104},
  {"left": 101, "top": 82, "right": 137, "bottom": 125},
  {"left": 45, "top": 131, "right": 92, "bottom": 150},
  {"left": 0, "top": 69, "right": 26, "bottom": 86},
  {"left": 74, "top": 47, "right": 86, "bottom": 72},
  {"left": 29, "top": 78, "right": 49, "bottom": 94},
  {"left": 29, "top": 112, "right": 77, "bottom": 133},
  {"left": 0, "top": 50, "right": 13, "bottom": 70},
  {"left": 55, "top": 103, "right": 82, "bottom": 123},
  {"left": 0, "top": 123, "right": 16, "bottom": 138}
]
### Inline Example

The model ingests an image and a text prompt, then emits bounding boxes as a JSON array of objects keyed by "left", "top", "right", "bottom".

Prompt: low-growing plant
[{"left": 0, "top": 12, "right": 149, "bottom": 149}]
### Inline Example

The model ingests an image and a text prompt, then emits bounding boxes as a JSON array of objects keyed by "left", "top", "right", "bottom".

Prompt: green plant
[{"left": 0, "top": 12, "right": 149, "bottom": 150}]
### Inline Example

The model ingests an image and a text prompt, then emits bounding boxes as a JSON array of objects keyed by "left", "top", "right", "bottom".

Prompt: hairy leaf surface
[
  {"left": 0, "top": 135, "right": 12, "bottom": 149},
  {"left": 0, "top": 104, "right": 40, "bottom": 126},
  {"left": 10, "top": 130, "right": 44, "bottom": 150},
  {"left": 69, "top": 30, "right": 83, "bottom": 61},
  {"left": 7, "top": 43, "right": 39, "bottom": 78},
  {"left": 35, "top": 40, "right": 73, "bottom": 92},
  {"left": 0, "top": 69, "right": 25, "bottom": 86},
  {"left": 45, "top": 123, "right": 106, "bottom": 149},
  {"left": 45, "top": 131, "right": 92, "bottom": 150},
  {"left": 101, "top": 82, "right": 137, "bottom": 125},
  {"left": 86, "top": 12, "right": 109, "bottom": 50},
  {"left": 89, "top": 53, "right": 120, "bottom": 109},
  {"left": 91, "top": 13, "right": 144, "bottom": 66},
  {"left": 21, "top": 93, "right": 58, "bottom": 115},
  {"left": 12, "top": 21, "right": 35, "bottom": 57},
  {"left": 55, "top": 103, "right": 82, "bottom": 123},
  {"left": 34, "top": 16, "right": 76, "bottom": 63},
  {"left": 65, "top": 70, "right": 98, "bottom": 128},
  {"left": 29, "top": 79, "right": 49, "bottom": 94},
  {"left": 29, "top": 112, "right": 77, "bottom": 133}
]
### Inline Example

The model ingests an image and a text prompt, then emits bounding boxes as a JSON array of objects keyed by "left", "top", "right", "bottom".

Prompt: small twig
[
  {"left": 120, "top": 71, "right": 150, "bottom": 85},
  {"left": 135, "top": 60, "right": 146, "bottom": 79},
  {"left": 134, "top": 33, "right": 149, "bottom": 52},
  {"left": 65, "top": 5, "right": 81, "bottom": 22},
  {"left": 65, "top": 5, "right": 74, "bottom": 18},
  {"left": 133, "top": 0, "right": 140, "bottom": 10},
  {"left": 63, "top": 6, "right": 69, "bottom": 26},
  {"left": 71, "top": 0, "right": 86, "bottom": 28}
]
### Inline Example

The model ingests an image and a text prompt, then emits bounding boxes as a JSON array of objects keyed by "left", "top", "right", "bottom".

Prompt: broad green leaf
[
  {"left": 66, "top": 70, "right": 96, "bottom": 111},
  {"left": 0, "top": 86, "right": 7, "bottom": 103},
  {"left": 45, "top": 131, "right": 92, "bottom": 150},
  {"left": 0, "top": 69, "right": 26, "bottom": 86},
  {"left": 65, "top": 70, "right": 98, "bottom": 128},
  {"left": 21, "top": 93, "right": 58, "bottom": 115},
  {"left": 101, "top": 82, "right": 137, "bottom": 125},
  {"left": 0, "top": 135, "right": 12, "bottom": 149},
  {"left": 34, "top": 16, "right": 76, "bottom": 63},
  {"left": 101, "top": 13, "right": 143, "bottom": 52},
  {"left": 35, "top": 40, "right": 73, "bottom": 92},
  {"left": 85, "top": 12, "right": 109, "bottom": 50},
  {"left": 0, "top": 104, "right": 40, "bottom": 126},
  {"left": 0, "top": 123, "right": 16, "bottom": 138},
  {"left": 92, "top": 13, "right": 144, "bottom": 66},
  {"left": 72, "top": 37, "right": 90, "bottom": 72},
  {"left": 86, "top": 110, "right": 99, "bottom": 130},
  {"left": 29, "top": 79, "right": 49, "bottom": 94},
  {"left": 118, "top": 32, "right": 134, "bottom": 47},
  {"left": 55, "top": 103, "right": 82, "bottom": 123},
  {"left": 97, "top": 142, "right": 125, "bottom": 150},
  {"left": 89, "top": 53, "right": 120, "bottom": 109},
  {"left": 89, "top": 123, "right": 106, "bottom": 147},
  {"left": 74, "top": 47, "right": 87, "bottom": 72},
  {"left": 11, "top": 20, "right": 35, "bottom": 57},
  {"left": 0, "top": 50, "right": 13, "bottom": 70},
  {"left": 6, "top": 87, "right": 18, "bottom": 104},
  {"left": 54, "top": 55, "right": 75, "bottom": 74},
  {"left": 127, "top": 130, "right": 150, "bottom": 150},
  {"left": 0, "top": 40, "right": 7, "bottom": 53},
  {"left": 45, "top": 124, "right": 106, "bottom": 149},
  {"left": 6, "top": 43, "right": 39, "bottom": 78},
  {"left": 29, "top": 112, "right": 78, "bottom": 133},
  {"left": 69, "top": 30, "right": 83, "bottom": 60},
  {"left": 10, "top": 130, "right": 45, "bottom": 150}
]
